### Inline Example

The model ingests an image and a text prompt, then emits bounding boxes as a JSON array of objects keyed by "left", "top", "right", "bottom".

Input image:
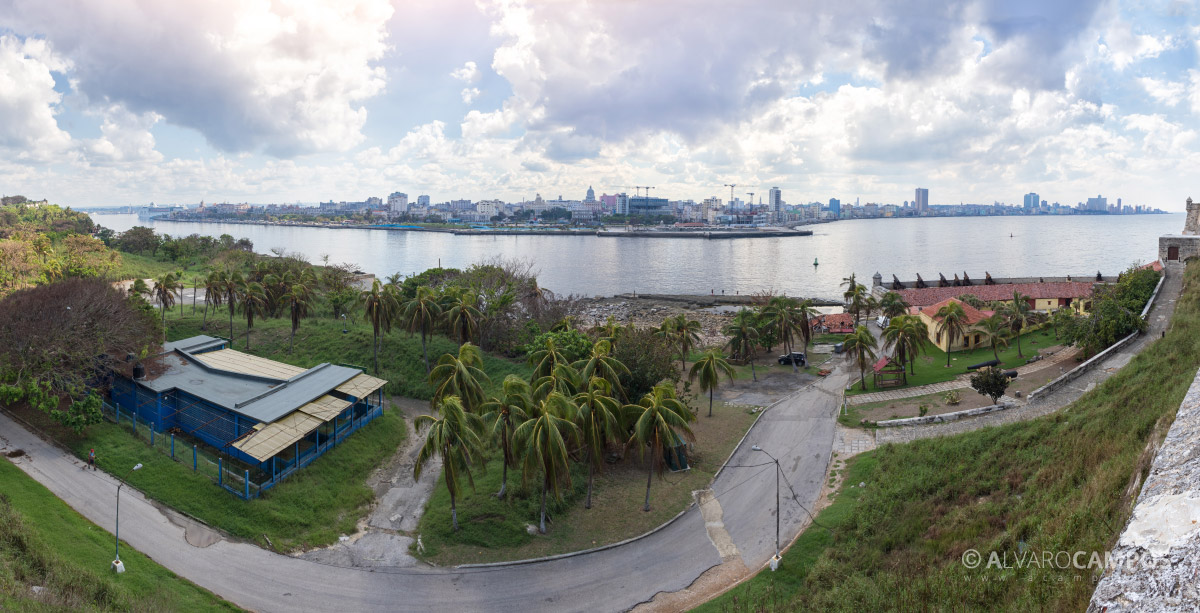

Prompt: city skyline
[{"left": 1, "top": 2, "right": 1198, "bottom": 210}]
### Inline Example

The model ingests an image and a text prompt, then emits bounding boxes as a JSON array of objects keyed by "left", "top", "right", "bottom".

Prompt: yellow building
[
  {"left": 895, "top": 281, "right": 1095, "bottom": 315},
  {"left": 913, "top": 298, "right": 996, "bottom": 353}
]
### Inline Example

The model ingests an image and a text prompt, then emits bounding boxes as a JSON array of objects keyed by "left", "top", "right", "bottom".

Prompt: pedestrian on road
[{"left": 87, "top": 448, "right": 96, "bottom": 471}]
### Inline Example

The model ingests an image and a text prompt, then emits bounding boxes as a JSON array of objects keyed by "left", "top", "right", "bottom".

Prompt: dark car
[{"left": 778, "top": 352, "right": 806, "bottom": 366}]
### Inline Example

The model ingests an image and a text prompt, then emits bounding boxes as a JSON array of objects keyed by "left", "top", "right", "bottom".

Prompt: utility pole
[{"left": 751, "top": 445, "right": 782, "bottom": 571}]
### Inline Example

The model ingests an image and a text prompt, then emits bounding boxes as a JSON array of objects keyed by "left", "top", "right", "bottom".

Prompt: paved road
[{"left": 0, "top": 365, "right": 847, "bottom": 612}]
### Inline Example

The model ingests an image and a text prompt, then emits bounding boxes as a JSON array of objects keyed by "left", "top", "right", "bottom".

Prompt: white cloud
[
  {"left": 1099, "top": 20, "right": 1171, "bottom": 70},
  {"left": 1190, "top": 69, "right": 1200, "bottom": 115},
  {"left": 451, "top": 61, "right": 481, "bottom": 83},
  {"left": 0, "top": 36, "right": 72, "bottom": 159},
  {"left": 2, "top": 0, "right": 393, "bottom": 157},
  {"left": 84, "top": 105, "right": 164, "bottom": 164},
  {"left": 461, "top": 87, "right": 482, "bottom": 103},
  {"left": 1138, "top": 77, "right": 1186, "bottom": 106}
]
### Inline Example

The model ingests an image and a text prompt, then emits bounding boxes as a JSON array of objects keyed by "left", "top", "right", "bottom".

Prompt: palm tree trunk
[
  {"left": 708, "top": 388, "right": 714, "bottom": 418},
  {"left": 539, "top": 479, "right": 548, "bottom": 534},
  {"left": 192, "top": 281, "right": 197, "bottom": 315},
  {"left": 290, "top": 324, "right": 297, "bottom": 353},
  {"left": 229, "top": 308, "right": 234, "bottom": 343},
  {"left": 860, "top": 363, "right": 867, "bottom": 391},
  {"left": 421, "top": 330, "right": 430, "bottom": 374},
  {"left": 749, "top": 356, "right": 757, "bottom": 382},
  {"left": 585, "top": 463, "right": 594, "bottom": 509},
  {"left": 496, "top": 458, "right": 508, "bottom": 499},
  {"left": 450, "top": 489, "right": 459, "bottom": 532},
  {"left": 1015, "top": 328, "right": 1023, "bottom": 357},
  {"left": 643, "top": 459, "right": 653, "bottom": 512},
  {"left": 373, "top": 331, "right": 380, "bottom": 374}
]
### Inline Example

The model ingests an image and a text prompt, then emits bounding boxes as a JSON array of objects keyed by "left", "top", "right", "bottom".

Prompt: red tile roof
[
  {"left": 810, "top": 313, "right": 855, "bottom": 331},
  {"left": 919, "top": 298, "right": 994, "bottom": 326},
  {"left": 1138, "top": 261, "right": 1164, "bottom": 272},
  {"left": 895, "top": 281, "right": 1093, "bottom": 307}
]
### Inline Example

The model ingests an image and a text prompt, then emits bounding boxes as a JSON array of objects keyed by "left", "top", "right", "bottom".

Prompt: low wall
[
  {"left": 875, "top": 402, "right": 1013, "bottom": 427},
  {"left": 1088, "top": 367, "right": 1200, "bottom": 611},
  {"left": 1026, "top": 270, "right": 1167, "bottom": 404}
]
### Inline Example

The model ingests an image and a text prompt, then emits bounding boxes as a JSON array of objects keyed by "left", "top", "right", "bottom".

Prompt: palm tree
[
  {"left": 174, "top": 272, "right": 186, "bottom": 320},
  {"left": 571, "top": 340, "right": 630, "bottom": 401},
  {"left": 201, "top": 269, "right": 222, "bottom": 331},
  {"left": 723, "top": 309, "right": 760, "bottom": 382},
  {"left": 240, "top": 281, "right": 268, "bottom": 350},
  {"left": 573, "top": 377, "right": 623, "bottom": 509},
  {"left": 884, "top": 315, "right": 930, "bottom": 376},
  {"left": 794, "top": 298, "right": 819, "bottom": 356},
  {"left": 527, "top": 336, "right": 569, "bottom": 380},
  {"left": 934, "top": 300, "right": 969, "bottom": 367},
  {"left": 844, "top": 283, "right": 870, "bottom": 326},
  {"left": 445, "top": 290, "right": 484, "bottom": 346},
  {"left": 657, "top": 314, "right": 701, "bottom": 374},
  {"left": 514, "top": 392, "right": 580, "bottom": 533},
  {"left": 1001, "top": 291, "right": 1033, "bottom": 357},
  {"left": 129, "top": 278, "right": 150, "bottom": 300},
  {"left": 480, "top": 376, "right": 533, "bottom": 499},
  {"left": 282, "top": 275, "right": 314, "bottom": 353},
  {"left": 429, "top": 343, "right": 491, "bottom": 412},
  {"left": 152, "top": 272, "right": 177, "bottom": 331},
  {"left": 762, "top": 296, "right": 803, "bottom": 372},
  {"left": 360, "top": 279, "right": 397, "bottom": 373},
  {"left": 879, "top": 291, "right": 909, "bottom": 320},
  {"left": 402, "top": 286, "right": 443, "bottom": 374},
  {"left": 628, "top": 383, "right": 695, "bottom": 512},
  {"left": 413, "top": 396, "right": 486, "bottom": 532},
  {"left": 843, "top": 325, "right": 879, "bottom": 391},
  {"left": 974, "top": 314, "right": 1011, "bottom": 361},
  {"left": 689, "top": 348, "right": 735, "bottom": 417},
  {"left": 221, "top": 269, "right": 244, "bottom": 343},
  {"left": 1051, "top": 307, "right": 1073, "bottom": 341}
]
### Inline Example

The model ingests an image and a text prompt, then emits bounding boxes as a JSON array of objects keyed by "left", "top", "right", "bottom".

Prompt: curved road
[{"left": 0, "top": 367, "right": 846, "bottom": 612}]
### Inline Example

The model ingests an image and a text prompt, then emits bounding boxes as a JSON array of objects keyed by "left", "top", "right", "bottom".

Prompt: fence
[{"left": 100, "top": 395, "right": 384, "bottom": 500}]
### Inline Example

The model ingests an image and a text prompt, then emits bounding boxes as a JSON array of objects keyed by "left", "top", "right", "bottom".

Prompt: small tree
[{"left": 970, "top": 366, "right": 1010, "bottom": 404}]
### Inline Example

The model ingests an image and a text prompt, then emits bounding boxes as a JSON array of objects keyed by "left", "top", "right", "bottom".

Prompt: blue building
[
  {"left": 627, "top": 196, "right": 671, "bottom": 216},
  {"left": 828, "top": 198, "right": 841, "bottom": 217},
  {"left": 109, "top": 336, "right": 387, "bottom": 497}
]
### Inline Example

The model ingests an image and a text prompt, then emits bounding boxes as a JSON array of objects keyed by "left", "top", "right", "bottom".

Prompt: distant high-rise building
[
  {"left": 1086, "top": 195, "right": 1108, "bottom": 212},
  {"left": 388, "top": 192, "right": 408, "bottom": 213},
  {"left": 417, "top": 195, "right": 431, "bottom": 207},
  {"left": 828, "top": 198, "right": 841, "bottom": 217},
  {"left": 585, "top": 186, "right": 596, "bottom": 203},
  {"left": 615, "top": 193, "right": 629, "bottom": 216},
  {"left": 1023, "top": 192, "right": 1039, "bottom": 211},
  {"left": 768, "top": 187, "right": 782, "bottom": 223},
  {"left": 915, "top": 188, "right": 929, "bottom": 214}
]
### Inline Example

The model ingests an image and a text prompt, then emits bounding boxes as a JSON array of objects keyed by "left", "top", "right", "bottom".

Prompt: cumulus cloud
[
  {"left": 84, "top": 105, "right": 164, "bottom": 164},
  {"left": 461, "top": 87, "right": 482, "bottom": 103},
  {"left": 1, "top": 0, "right": 393, "bottom": 157},
  {"left": 451, "top": 61, "right": 481, "bottom": 83},
  {"left": 1138, "top": 77, "right": 1186, "bottom": 106},
  {"left": 0, "top": 36, "right": 72, "bottom": 159}
]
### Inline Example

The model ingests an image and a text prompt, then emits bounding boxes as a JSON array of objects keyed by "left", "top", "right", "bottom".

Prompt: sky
[{"left": 0, "top": 0, "right": 1198, "bottom": 210}]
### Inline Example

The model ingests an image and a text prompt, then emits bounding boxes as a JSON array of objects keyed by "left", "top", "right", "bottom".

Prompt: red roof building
[{"left": 894, "top": 281, "right": 1094, "bottom": 312}]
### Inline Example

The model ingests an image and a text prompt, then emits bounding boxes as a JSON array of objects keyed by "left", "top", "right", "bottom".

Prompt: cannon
[{"left": 967, "top": 359, "right": 1000, "bottom": 371}]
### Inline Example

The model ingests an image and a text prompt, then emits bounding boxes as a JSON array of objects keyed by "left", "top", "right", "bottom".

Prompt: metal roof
[
  {"left": 161, "top": 335, "right": 226, "bottom": 355},
  {"left": 137, "top": 336, "right": 376, "bottom": 425}
]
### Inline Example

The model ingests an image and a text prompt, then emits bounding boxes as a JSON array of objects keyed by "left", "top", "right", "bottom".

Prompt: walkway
[
  {"left": 876, "top": 266, "right": 1181, "bottom": 445},
  {"left": 0, "top": 361, "right": 851, "bottom": 613},
  {"left": 847, "top": 348, "right": 1077, "bottom": 405}
]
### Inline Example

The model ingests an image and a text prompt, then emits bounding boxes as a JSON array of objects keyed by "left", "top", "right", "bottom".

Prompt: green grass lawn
[
  {"left": 417, "top": 401, "right": 759, "bottom": 565},
  {"left": 11, "top": 403, "right": 406, "bottom": 552},
  {"left": 113, "top": 252, "right": 209, "bottom": 282},
  {"left": 0, "top": 458, "right": 238, "bottom": 612},
  {"left": 162, "top": 305, "right": 532, "bottom": 400},
  {"left": 693, "top": 263, "right": 1200, "bottom": 611},
  {"left": 844, "top": 326, "right": 1061, "bottom": 395}
]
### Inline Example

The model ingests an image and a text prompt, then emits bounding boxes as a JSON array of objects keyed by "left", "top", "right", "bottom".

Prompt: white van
[{"left": 876, "top": 315, "right": 889, "bottom": 328}]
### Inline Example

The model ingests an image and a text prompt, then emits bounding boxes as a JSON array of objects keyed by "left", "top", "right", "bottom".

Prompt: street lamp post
[
  {"left": 341, "top": 313, "right": 347, "bottom": 334},
  {"left": 751, "top": 444, "right": 782, "bottom": 571},
  {"left": 112, "top": 462, "right": 143, "bottom": 573}
]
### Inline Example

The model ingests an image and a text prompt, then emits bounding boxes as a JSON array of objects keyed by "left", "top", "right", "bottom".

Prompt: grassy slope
[
  {"left": 0, "top": 459, "right": 238, "bottom": 612},
  {"left": 698, "top": 263, "right": 1200, "bottom": 611},
  {"left": 163, "top": 305, "right": 531, "bottom": 400},
  {"left": 14, "top": 403, "right": 405, "bottom": 552},
  {"left": 845, "top": 325, "right": 1060, "bottom": 394},
  {"left": 418, "top": 401, "right": 759, "bottom": 565}
]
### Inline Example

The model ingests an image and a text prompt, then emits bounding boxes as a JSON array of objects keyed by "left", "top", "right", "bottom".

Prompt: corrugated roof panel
[
  {"left": 233, "top": 411, "right": 323, "bottom": 461},
  {"left": 234, "top": 363, "right": 359, "bottom": 423},
  {"left": 191, "top": 349, "right": 306, "bottom": 380},
  {"left": 297, "top": 395, "right": 350, "bottom": 422},
  {"left": 335, "top": 373, "right": 388, "bottom": 398}
]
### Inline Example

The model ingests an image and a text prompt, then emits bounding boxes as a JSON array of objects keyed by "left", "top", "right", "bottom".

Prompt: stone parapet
[{"left": 1088, "top": 367, "right": 1200, "bottom": 612}]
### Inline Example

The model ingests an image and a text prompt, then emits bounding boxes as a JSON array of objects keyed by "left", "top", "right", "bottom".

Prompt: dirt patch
[{"left": 5, "top": 449, "right": 25, "bottom": 458}]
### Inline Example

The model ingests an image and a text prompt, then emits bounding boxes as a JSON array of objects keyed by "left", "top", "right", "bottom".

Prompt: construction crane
[
  {"left": 746, "top": 192, "right": 754, "bottom": 209},
  {"left": 723, "top": 183, "right": 737, "bottom": 205},
  {"left": 640, "top": 186, "right": 655, "bottom": 199}
]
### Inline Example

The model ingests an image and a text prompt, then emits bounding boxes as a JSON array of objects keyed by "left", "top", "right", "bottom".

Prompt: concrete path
[
  {"left": 0, "top": 361, "right": 849, "bottom": 612},
  {"left": 876, "top": 266, "right": 1182, "bottom": 445},
  {"left": 847, "top": 347, "right": 1077, "bottom": 406}
]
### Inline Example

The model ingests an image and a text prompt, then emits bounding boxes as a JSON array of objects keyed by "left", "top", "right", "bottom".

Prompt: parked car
[
  {"left": 778, "top": 352, "right": 807, "bottom": 366},
  {"left": 876, "top": 315, "right": 889, "bottom": 328}
]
